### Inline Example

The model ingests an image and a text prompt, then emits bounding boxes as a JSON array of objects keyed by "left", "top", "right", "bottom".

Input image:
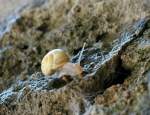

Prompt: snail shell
[{"left": 41, "top": 49, "right": 70, "bottom": 75}]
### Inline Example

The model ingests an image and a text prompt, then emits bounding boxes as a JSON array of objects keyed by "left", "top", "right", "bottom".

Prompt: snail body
[
  {"left": 41, "top": 49, "right": 70, "bottom": 75},
  {"left": 60, "top": 62, "right": 83, "bottom": 77}
]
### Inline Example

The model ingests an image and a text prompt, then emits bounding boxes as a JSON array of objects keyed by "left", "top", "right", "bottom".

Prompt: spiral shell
[{"left": 41, "top": 49, "right": 70, "bottom": 75}]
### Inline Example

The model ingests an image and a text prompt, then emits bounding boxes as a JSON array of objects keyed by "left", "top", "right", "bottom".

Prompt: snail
[{"left": 41, "top": 43, "right": 86, "bottom": 79}]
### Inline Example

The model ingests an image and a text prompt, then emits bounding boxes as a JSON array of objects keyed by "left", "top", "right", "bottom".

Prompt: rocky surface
[{"left": 0, "top": 0, "right": 150, "bottom": 115}]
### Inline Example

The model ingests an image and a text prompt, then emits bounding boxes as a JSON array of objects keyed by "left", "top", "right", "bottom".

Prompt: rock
[
  {"left": 90, "top": 21, "right": 150, "bottom": 114},
  {"left": 0, "top": 0, "right": 150, "bottom": 114},
  {"left": 0, "top": 0, "right": 149, "bottom": 92},
  {"left": 0, "top": 17, "right": 149, "bottom": 114},
  {"left": 84, "top": 105, "right": 105, "bottom": 115}
]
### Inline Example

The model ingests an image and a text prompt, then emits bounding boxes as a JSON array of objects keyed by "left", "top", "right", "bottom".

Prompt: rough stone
[{"left": 0, "top": 0, "right": 150, "bottom": 114}]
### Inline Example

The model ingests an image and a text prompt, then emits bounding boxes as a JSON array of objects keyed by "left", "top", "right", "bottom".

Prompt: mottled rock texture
[
  {"left": 0, "top": 0, "right": 150, "bottom": 115},
  {"left": 0, "top": 0, "right": 150, "bottom": 92}
]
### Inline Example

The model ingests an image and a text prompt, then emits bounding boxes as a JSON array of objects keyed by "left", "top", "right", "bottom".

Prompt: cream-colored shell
[{"left": 41, "top": 49, "right": 70, "bottom": 75}]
